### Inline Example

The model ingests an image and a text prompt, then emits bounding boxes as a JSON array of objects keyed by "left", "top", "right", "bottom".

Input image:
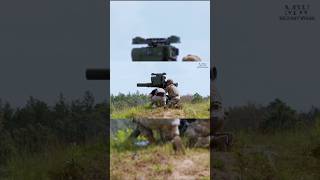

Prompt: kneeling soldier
[
  {"left": 149, "top": 88, "right": 166, "bottom": 108},
  {"left": 165, "top": 79, "right": 181, "bottom": 108}
]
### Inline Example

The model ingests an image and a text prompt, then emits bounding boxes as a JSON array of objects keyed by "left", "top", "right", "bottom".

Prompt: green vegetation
[
  {"left": 229, "top": 128, "right": 320, "bottom": 179},
  {"left": 5, "top": 141, "right": 107, "bottom": 180},
  {"left": 182, "top": 100, "right": 210, "bottom": 119},
  {"left": 0, "top": 92, "right": 108, "bottom": 179},
  {"left": 215, "top": 98, "right": 320, "bottom": 179},
  {"left": 110, "top": 127, "right": 210, "bottom": 179},
  {"left": 111, "top": 92, "right": 210, "bottom": 119},
  {"left": 212, "top": 158, "right": 225, "bottom": 170}
]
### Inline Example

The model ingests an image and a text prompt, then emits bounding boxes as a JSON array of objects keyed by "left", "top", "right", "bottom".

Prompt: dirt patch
[
  {"left": 138, "top": 108, "right": 186, "bottom": 119},
  {"left": 111, "top": 148, "right": 210, "bottom": 180},
  {"left": 170, "top": 151, "right": 210, "bottom": 180}
]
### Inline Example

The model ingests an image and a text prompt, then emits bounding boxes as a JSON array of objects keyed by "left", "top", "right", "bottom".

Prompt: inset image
[
  {"left": 110, "top": 119, "right": 210, "bottom": 179},
  {"left": 111, "top": 65, "right": 210, "bottom": 119},
  {"left": 111, "top": 1, "right": 210, "bottom": 119},
  {"left": 131, "top": 36, "right": 180, "bottom": 61},
  {"left": 111, "top": 1, "right": 210, "bottom": 62}
]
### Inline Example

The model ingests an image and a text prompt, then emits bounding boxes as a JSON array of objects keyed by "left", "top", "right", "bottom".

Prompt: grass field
[
  {"left": 110, "top": 128, "right": 210, "bottom": 180},
  {"left": 213, "top": 126, "right": 320, "bottom": 179},
  {"left": 1, "top": 140, "right": 108, "bottom": 180},
  {"left": 111, "top": 100, "right": 210, "bottom": 119}
]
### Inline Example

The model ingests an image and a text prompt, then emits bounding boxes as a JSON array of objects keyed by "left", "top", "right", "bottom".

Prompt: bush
[
  {"left": 111, "top": 92, "right": 150, "bottom": 110},
  {"left": 260, "top": 99, "right": 301, "bottom": 132},
  {"left": 111, "top": 128, "right": 134, "bottom": 152},
  {"left": 0, "top": 91, "right": 108, "bottom": 166},
  {"left": 191, "top": 93, "right": 203, "bottom": 103}
]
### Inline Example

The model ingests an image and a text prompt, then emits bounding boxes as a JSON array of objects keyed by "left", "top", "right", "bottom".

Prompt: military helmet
[
  {"left": 166, "top": 79, "right": 174, "bottom": 85},
  {"left": 182, "top": 54, "right": 201, "bottom": 62}
]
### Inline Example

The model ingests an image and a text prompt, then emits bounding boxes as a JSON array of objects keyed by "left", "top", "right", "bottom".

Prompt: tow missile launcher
[
  {"left": 131, "top": 36, "right": 180, "bottom": 61},
  {"left": 137, "top": 73, "right": 178, "bottom": 89}
]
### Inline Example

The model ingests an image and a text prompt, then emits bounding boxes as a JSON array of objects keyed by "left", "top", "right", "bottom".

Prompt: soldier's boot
[
  {"left": 174, "top": 102, "right": 182, "bottom": 109},
  {"left": 172, "top": 136, "right": 186, "bottom": 155}
]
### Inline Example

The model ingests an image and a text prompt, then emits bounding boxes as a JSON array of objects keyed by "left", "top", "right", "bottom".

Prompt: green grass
[
  {"left": 111, "top": 144, "right": 210, "bottom": 180},
  {"left": 2, "top": 140, "right": 107, "bottom": 180},
  {"left": 222, "top": 127, "right": 320, "bottom": 180},
  {"left": 111, "top": 100, "right": 210, "bottom": 119},
  {"left": 111, "top": 104, "right": 153, "bottom": 119},
  {"left": 182, "top": 100, "right": 210, "bottom": 119},
  {"left": 212, "top": 158, "right": 225, "bottom": 170},
  {"left": 110, "top": 128, "right": 210, "bottom": 179}
]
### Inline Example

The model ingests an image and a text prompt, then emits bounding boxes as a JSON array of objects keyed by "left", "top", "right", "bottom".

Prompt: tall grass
[
  {"left": 226, "top": 123, "right": 320, "bottom": 179},
  {"left": 111, "top": 100, "right": 210, "bottom": 119},
  {"left": 3, "top": 140, "right": 107, "bottom": 180}
]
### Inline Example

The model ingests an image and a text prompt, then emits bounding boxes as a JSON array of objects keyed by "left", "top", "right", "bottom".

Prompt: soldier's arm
[{"left": 165, "top": 86, "right": 169, "bottom": 93}]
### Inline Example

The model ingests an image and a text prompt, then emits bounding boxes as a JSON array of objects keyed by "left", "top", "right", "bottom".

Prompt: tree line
[
  {"left": 110, "top": 91, "right": 209, "bottom": 112},
  {"left": 225, "top": 98, "right": 320, "bottom": 132},
  {"left": 2, "top": 94, "right": 316, "bottom": 167},
  {"left": 0, "top": 91, "right": 108, "bottom": 165}
]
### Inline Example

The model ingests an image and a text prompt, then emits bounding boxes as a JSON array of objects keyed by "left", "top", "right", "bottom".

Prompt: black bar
[{"left": 86, "top": 69, "right": 110, "bottom": 80}]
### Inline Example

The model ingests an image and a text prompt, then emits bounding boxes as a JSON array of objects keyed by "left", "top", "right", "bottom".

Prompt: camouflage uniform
[
  {"left": 210, "top": 65, "right": 233, "bottom": 151},
  {"left": 184, "top": 120, "right": 210, "bottom": 148},
  {"left": 211, "top": 66, "right": 225, "bottom": 134},
  {"left": 150, "top": 88, "right": 166, "bottom": 107},
  {"left": 182, "top": 66, "right": 232, "bottom": 150},
  {"left": 130, "top": 119, "right": 180, "bottom": 143},
  {"left": 165, "top": 80, "right": 180, "bottom": 107}
]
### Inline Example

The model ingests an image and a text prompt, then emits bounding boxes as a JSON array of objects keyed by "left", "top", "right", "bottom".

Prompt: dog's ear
[{"left": 211, "top": 66, "right": 217, "bottom": 80}]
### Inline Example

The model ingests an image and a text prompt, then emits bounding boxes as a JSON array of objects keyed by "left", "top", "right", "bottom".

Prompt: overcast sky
[
  {"left": 213, "top": 0, "right": 320, "bottom": 111},
  {"left": 110, "top": 1, "right": 210, "bottom": 96},
  {"left": 0, "top": 0, "right": 107, "bottom": 107}
]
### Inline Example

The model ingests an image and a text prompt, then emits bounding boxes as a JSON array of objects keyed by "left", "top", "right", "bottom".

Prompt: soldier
[
  {"left": 183, "top": 119, "right": 232, "bottom": 151},
  {"left": 165, "top": 79, "right": 180, "bottom": 108},
  {"left": 128, "top": 119, "right": 185, "bottom": 154},
  {"left": 210, "top": 65, "right": 233, "bottom": 151},
  {"left": 181, "top": 66, "right": 233, "bottom": 150},
  {"left": 149, "top": 88, "right": 166, "bottom": 108},
  {"left": 211, "top": 65, "right": 225, "bottom": 134},
  {"left": 183, "top": 120, "right": 210, "bottom": 148}
]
